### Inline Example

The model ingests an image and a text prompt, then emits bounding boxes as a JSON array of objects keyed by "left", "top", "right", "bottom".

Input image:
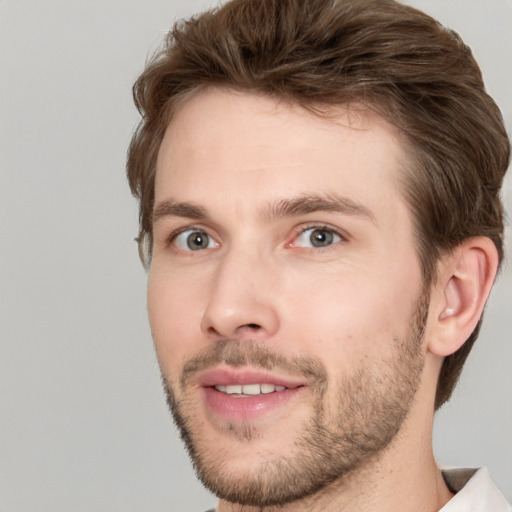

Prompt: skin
[{"left": 148, "top": 88, "right": 457, "bottom": 511}]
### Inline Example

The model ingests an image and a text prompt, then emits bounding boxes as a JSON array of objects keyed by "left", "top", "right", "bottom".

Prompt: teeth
[
  {"left": 260, "top": 384, "right": 275, "bottom": 394},
  {"left": 214, "top": 383, "right": 288, "bottom": 395},
  {"left": 242, "top": 384, "right": 261, "bottom": 395}
]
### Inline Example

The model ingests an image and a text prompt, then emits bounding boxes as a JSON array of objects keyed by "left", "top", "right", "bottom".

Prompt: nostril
[{"left": 204, "top": 322, "right": 262, "bottom": 338}]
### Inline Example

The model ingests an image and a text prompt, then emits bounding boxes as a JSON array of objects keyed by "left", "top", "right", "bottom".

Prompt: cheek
[
  {"left": 278, "top": 262, "right": 422, "bottom": 363},
  {"left": 147, "top": 267, "right": 206, "bottom": 377}
]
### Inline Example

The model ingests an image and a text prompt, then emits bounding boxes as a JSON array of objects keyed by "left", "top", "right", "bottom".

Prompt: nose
[{"left": 200, "top": 247, "right": 280, "bottom": 340}]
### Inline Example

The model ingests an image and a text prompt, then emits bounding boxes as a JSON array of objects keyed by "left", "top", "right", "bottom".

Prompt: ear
[{"left": 427, "top": 237, "right": 499, "bottom": 357}]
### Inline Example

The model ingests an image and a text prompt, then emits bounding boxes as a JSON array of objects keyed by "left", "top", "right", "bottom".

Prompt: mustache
[{"left": 180, "top": 339, "right": 327, "bottom": 392}]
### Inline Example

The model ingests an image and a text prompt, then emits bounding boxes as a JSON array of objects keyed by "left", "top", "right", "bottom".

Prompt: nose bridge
[{"left": 201, "top": 241, "right": 279, "bottom": 339}]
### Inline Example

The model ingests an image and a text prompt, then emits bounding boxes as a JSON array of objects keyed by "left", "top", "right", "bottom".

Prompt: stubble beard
[{"left": 161, "top": 293, "right": 429, "bottom": 508}]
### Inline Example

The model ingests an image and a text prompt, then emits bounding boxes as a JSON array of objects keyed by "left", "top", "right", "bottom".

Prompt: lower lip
[{"left": 202, "top": 386, "right": 303, "bottom": 422}]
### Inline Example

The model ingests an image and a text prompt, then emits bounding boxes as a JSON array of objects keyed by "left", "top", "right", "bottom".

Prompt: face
[{"left": 149, "top": 89, "right": 428, "bottom": 507}]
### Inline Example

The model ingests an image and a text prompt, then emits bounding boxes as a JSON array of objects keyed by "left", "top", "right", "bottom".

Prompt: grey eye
[
  {"left": 296, "top": 228, "right": 341, "bottom": 248},
  {"left": 175, "top": 230, "right": 216, "bottom": 251}
]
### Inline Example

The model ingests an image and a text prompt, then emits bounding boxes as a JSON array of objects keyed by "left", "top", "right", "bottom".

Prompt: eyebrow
[
  {"left": 262, "top": 193, "right": 377, "bottom": 224},
  {"left": 152, "top": 193, "right": 376, "bottom": 225},
  {"left": 153, "top": 199, "right": 209, "bottom": 223}
]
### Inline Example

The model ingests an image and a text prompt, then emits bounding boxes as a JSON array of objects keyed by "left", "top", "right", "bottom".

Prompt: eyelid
[
  {"left": 288, "top": 223, "right": 348, "bottom": 248},
  {"left": 166, "top": 224, "right": 219, "bottom": 251},
  {"left": 161, "top": 221, "right": 347, "bottom": 251}
]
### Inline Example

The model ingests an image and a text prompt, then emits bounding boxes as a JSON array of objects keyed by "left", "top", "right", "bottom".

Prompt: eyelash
[
  {"left": 164, "top": 223, "right": 347, "bottom": 252},
  {"left": 166, "top": 225, "right": 213, "bottom": 248},
  {"left": 290, "top": 224, "right": 346, "bottom": 250}
]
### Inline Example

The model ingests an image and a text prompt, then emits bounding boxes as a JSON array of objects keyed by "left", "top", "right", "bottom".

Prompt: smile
[
  {"left": 214, "top": 383, "right": 287, "bottom": 395},
  {"left": 197, "top": 368, "right": 306, "bottom": 422}
]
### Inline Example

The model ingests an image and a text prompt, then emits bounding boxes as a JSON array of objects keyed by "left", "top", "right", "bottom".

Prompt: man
[{"left": 127, "top": 0, "right": 511, "bottom": 510}]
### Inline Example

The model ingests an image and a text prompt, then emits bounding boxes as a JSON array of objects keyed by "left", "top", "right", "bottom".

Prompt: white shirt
[
  {"left": 204, "top": 468, "right": 510, "bottom": 512},
  {"left": 440, "top": 468, "right": 511, "bottom": 511}
]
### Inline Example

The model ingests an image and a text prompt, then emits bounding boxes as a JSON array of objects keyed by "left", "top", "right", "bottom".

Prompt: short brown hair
[{"left": 127, "top": 0, "right": 510, "bottom": 409}]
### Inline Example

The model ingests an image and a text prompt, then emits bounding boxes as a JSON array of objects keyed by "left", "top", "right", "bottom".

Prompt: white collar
[{"left": 440, "top": 468, "right": 511, "bottom": 511}]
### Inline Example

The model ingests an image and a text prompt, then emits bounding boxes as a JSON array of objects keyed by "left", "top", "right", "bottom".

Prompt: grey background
[{"left": 0, "top": 1, "right": 510, "bottom": 510}]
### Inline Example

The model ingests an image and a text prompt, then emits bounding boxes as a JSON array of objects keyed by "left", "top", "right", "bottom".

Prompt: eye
[
  {"left": 293, "top": 227, "right": 342, "bottom": 248},
  {"left": 174, "top": 229, "right": 217, "bottom": 251}
]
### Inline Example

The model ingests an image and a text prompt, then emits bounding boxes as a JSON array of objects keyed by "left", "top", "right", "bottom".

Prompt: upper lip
[{"left": 197, "top": 366, "right": 306, "bottom": 389}]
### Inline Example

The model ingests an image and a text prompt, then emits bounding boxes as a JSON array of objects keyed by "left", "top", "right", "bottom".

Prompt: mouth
[
  {"left": 197, "top": 368, "right": 306, "bottom": 422},
  {"left": 213, "top": 383, "right": 287, "bottom": 396}
]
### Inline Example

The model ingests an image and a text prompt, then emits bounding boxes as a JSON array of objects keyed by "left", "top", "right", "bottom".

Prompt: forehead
[{"left": 155, "top": 88, "right": 409, "bottom": 220}]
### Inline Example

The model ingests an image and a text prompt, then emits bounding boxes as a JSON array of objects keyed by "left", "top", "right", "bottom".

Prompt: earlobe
[{"left": 428, "top": 237, "right": 499, "bottom": 357}]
